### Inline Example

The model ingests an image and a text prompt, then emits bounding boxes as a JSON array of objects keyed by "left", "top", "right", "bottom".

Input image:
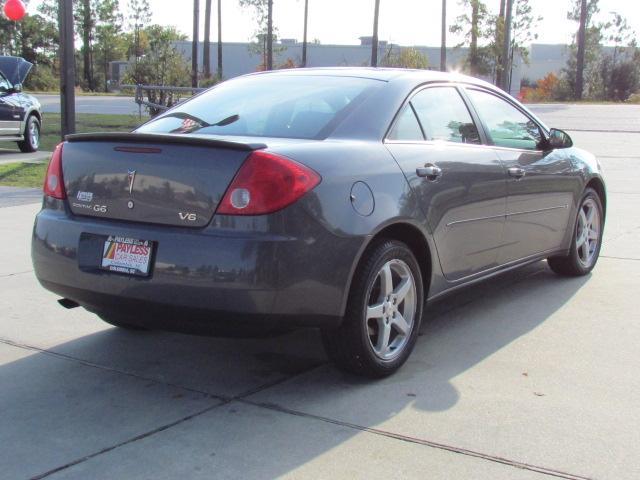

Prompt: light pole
[
  {"left": 217, "top": 0, "right": 223, "bottom": 78},
  {"left": 301, "top": 0, "right": 309, "bottom": 67},
  {"left": 440, "top": 0, "right": 446, "bottom": 71},
  {"left": 266, "top": 0, "right": 273, "bottom": 70},
  {"left": 371, "top": 0, "right": 380, "bottom": 67},
  {"left": 192, "top": 0, "right": 200, "bottom": 87}
]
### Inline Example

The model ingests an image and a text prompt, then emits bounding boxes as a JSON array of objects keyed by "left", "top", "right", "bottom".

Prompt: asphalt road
[
  {"left": 38, "top": 94, "right": 141, "bottom": 115},
  {"left": 1, "top": 105, "right": 639, "bottom": 479}
]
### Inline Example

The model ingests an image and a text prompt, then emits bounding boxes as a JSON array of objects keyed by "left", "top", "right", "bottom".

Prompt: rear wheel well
[
  {"left": 369, "top": 223, "right": 432, "bottom": 296},
  {"left": 586, "top": 177, "right": 606, "bottom": 218}
]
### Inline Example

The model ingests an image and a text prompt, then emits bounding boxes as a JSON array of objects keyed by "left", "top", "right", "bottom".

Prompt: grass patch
[
  {"left": 0, "top": 162, "right": 48, "bottom": 188},
  {"left": 0, "top": 113, "right": 146, "bottom": 187},
  {"left": 39, "top": 113, "right": 145, "bottom": 152}
]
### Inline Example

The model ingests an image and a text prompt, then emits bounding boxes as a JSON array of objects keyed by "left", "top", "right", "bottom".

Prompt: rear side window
[
  {"left": 410, "top": 87, "right": 481, "bottom": 145},
  {"left": 387, "top": 105, "right": 424, "bottom": 141},
  {"left": 137, "top": 75, "right": 381, "bottom": 140},
  {"left": 466, "top": 89, "right": 543, "bottom": 150}
]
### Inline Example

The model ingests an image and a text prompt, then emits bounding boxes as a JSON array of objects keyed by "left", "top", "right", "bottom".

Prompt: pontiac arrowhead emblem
[{"left": 127, "top": 170, "right": 136, "bottom": 195}]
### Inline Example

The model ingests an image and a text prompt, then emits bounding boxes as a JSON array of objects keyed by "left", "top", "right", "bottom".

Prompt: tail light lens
[
  {"left": 43, "top": 143, "right": 66, "bottom": 199},
  {"left": 217, "top": 151, "right": 321, "bottom": 215}
]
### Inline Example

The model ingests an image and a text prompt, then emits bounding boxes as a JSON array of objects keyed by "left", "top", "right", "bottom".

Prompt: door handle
[
  {"left": 416, "top": 164, "right": 442, "bottom": 180},
  {"left": 508, "top": 167, "right": 526, "bottom": 179}
]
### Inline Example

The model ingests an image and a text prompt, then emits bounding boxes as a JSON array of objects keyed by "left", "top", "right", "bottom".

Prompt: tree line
[
  {"left": 0, "top": 0, "right": 190, "bottom": 92},
  {"left": 0, "top": 0, "right": 637, "bottom": 102}
]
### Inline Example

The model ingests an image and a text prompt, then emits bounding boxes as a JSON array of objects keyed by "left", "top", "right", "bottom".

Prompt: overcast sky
[{"left": 29, "top": 0, "right": 640, "bottom": 46}]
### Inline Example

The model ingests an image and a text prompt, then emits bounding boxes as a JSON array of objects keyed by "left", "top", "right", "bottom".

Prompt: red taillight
[
  {"left": 217, "top": 151, "right": 321, "bottom": 215},
  {"left": 43, "top": 143, "right": 66, "bottom": 199}
]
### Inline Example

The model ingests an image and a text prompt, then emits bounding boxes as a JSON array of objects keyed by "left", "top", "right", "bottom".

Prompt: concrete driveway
[{"left": 1, "top": 105, "right": 639, "bottom": 479}]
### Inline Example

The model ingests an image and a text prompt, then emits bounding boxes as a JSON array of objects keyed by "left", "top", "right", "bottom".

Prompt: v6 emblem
[{"left": 178, "top": 212, "right": 197, "bottom": 221}]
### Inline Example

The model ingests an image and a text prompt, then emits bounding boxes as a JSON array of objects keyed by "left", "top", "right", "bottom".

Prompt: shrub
[
  {"left": 381, "top": 47, "right": 429, "bottom": 69},
  {"left": 520, "top": 73, "right": 564, "bottom": 102},
  {"left": 23, "top": 64, "right": 58, "bottom": 91}
]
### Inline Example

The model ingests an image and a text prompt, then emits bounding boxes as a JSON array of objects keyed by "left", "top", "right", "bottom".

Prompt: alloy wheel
[
  {"left": 575, "top": 198, "right": 600, "bottom": 268},
  {"left": 365, "top": 259, "right": 417, "bottom": 361},
  {"left": 29, "top": 120, "right": 40, "bottom": 149}
]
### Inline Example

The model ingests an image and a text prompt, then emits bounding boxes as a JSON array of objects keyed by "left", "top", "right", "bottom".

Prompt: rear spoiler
[{"left": 65, "top": 132, "right": 267, "bottom": 152}]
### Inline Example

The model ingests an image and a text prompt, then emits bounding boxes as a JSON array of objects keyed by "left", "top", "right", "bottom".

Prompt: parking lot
[{"left": 1, "top": 104, "right": 639, "bottom": 479}]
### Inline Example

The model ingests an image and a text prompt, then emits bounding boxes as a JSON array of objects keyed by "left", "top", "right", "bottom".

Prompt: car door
[
  {"left": 0, "top": 72, "right": 21, "bottom": 136},
  {"left": 385, "top": 85, "right": 508, "bottom": 281},
  {"left": 464, "top": 87, "right": 576, "bottom": 264}
]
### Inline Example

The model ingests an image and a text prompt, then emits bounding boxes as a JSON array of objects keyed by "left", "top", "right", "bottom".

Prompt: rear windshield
[{"left": 136, "top": 75, "right": 381, "bottom": 140}]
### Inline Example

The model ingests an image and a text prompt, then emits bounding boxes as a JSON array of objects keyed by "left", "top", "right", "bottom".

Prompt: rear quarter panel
[{"left": 268, "top": 140, "right": 438, "bottom": 313}]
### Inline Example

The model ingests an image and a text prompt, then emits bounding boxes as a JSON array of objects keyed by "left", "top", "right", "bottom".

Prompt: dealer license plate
[{"left": 101, "top": 236, "right": 153, "bottom": 276}]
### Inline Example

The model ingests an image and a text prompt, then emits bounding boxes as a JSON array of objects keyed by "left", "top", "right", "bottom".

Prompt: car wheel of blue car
[{"left": 18, "top": 114, "right": 40, "bottom": 153}]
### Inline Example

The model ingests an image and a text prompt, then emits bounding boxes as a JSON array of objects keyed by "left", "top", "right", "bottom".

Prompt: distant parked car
[
  {"left": 0, "top": 56, "right": 42, "bottom": 152},
  {"left": 32, "top": 68, "right": 606, "bottom": 377}
]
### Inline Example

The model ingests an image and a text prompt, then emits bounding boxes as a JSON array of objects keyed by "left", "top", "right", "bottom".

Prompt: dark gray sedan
[{"left": 32, "top": 68, "right": 605, "bottom": 377}]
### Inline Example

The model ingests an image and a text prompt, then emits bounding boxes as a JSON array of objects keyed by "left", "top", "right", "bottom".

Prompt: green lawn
[
  {"left": 38, "top": 113, "right": 145, "bottom": 152},
  {"left": 0, "top": 113, "right": 146, "bottom": 188},
  {"left": 0, "top": 162, "right": 48, "bottom": 188}
]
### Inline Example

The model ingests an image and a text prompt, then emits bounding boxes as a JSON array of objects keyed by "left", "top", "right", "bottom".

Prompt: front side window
[
  {"left": 410, "top": 87, "right": 481, "bottom": 145},
  {"left": 137, "top": 75, "right": 381, "bottom": 140},
  {"left": 467, "top": 89, "right": 543, "bottom": 151}
]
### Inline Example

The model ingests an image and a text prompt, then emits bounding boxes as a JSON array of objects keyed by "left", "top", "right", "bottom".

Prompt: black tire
[
  {"left": 98, "top": 313, "right": 149, "bottom": 331},
  {"left": 18, "top": 115, "right": 40, "bottom": 153},
  {"left": 548, "top": 187, "right": 604, "bottom": 276},
  {"left": 322, "top": 239, "right": 424, "bottom": 378}
]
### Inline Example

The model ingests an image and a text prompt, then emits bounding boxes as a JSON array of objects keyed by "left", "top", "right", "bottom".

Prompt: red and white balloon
[{"left": 3, "top": 0, "right": 27, "bottom": 21}]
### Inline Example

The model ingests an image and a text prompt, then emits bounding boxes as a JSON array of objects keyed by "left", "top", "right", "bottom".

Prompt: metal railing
[{"left": 121, "top": 84, "right": 207, "bottom": 117}]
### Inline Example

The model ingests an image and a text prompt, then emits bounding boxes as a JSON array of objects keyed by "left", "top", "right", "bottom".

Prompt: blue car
[{"left": 0, "top": 56, "right": 42, "bottom": 152}]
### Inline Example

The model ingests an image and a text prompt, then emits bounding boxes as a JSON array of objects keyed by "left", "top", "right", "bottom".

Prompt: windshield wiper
[
  {"left": 213, "top": 114, "right": 240, "bottom": 126},
  {"left": 165, "top": 112, "right": 240, "bottom": 134}
]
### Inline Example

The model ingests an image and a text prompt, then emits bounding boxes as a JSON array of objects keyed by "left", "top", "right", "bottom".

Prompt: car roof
[{"left": 243, "top": 67, "right": 495, "bottom": 88}]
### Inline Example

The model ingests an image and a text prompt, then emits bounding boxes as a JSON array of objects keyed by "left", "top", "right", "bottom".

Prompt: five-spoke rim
[
  {"left": 365, "top": 259, "right": 417, "bottom": 361},
  {"left": 576, "top": 198, "right": 600, "bottom": 268},
  {"left": 29, "top": 120, "right": 39, "bottom": 149}
]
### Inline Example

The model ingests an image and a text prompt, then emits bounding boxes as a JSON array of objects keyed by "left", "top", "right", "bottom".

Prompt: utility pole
[
  {"left": 371, "top": 0, "right": 380, "bottom": 67},
  {"left": 575, "top": 0, "right": 587, "bottom": 100},
  {"left": 217, "top": 0, "right": 223, "bottom": 78},
  {"left": 192, "top": 0, "right": 199, "bottom": 87},
  {"left": 301, "top": 0, "right": 309, "bottom": 67},
  {"left": 266, "top": 0, "right": 273, "bottom": 70},
  {"left": 204, "top": 0, "right": 212, "bottom": 78},
  {"left": 501, "top": 0, "right": 513, "bottom": 92},
  {"left": 59, "top": 0, "right": 75, "bottom": 139},
  {"left": 440, "top": 0, "right": 446, "bottom": 71}
]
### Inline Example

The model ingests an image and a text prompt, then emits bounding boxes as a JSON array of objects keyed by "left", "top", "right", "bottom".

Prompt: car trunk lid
[{"left": 62, "top": 132, "right": 266, "bottom": 228}]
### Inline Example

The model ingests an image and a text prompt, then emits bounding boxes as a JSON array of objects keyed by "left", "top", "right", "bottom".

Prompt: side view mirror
[
  {"left": 548, "top": 128, "right": 573, "bottom": 149},
  {"left": 12, "top": 83, "right": 22, "bottom": 93}
]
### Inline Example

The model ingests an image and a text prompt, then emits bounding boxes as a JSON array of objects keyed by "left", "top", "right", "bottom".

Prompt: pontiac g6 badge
[{"left": 127, "top": 170, "right": 136, "bottom": 195}]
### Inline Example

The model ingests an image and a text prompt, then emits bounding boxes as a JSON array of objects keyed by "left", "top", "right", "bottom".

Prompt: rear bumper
[{"left": 32, "top": 203, "right": 365, "bottom": 332}]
